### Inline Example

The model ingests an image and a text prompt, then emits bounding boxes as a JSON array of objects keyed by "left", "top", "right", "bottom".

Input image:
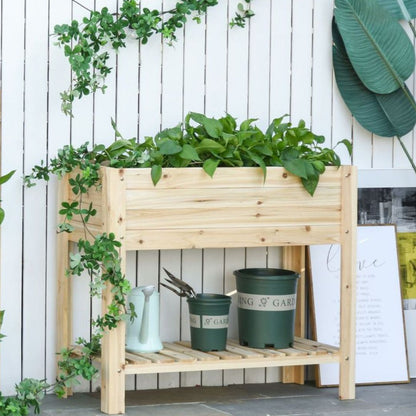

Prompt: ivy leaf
[
  {"left": 196, "top": 139, "right": 226, "bottom": 153},
  {"left": 158, "top": 139, "right": 182, "bottom": 155},
  {"left": 203, "top": 158, "right": 220, "bottom": 177},
  {"left": 189, "top": 112, "right": 223, "bottom": 138},
  {"left": 282, "top": 159, "right": 309, "bottom": 179},
  {"left": 0, "top": 208, "right": 4, "bottom": 225},
  {"left": 336, "top": 139, "right": 353, "bottom": 156},
  {"left": 179, "top": 144, "right": 200, "bottom": 160},
  {"left": 151, "top": 165, "right": 162, "bottom": 185},
  {"left": 240, "top": 118, "right": 258, "bottom": 131},
  {"left": 246, "top": 150, "right": 267, "bottom": 180},
  {"left": 70, "top": 252, "right": 82, "bottom": 269},
  {"left": 302, "top": 174, "right": 319, "bottom": 196}
]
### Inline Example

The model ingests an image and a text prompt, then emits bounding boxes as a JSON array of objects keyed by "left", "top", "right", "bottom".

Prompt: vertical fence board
[
  {"left": 45, "top": 0, "right": 73, "bottom": 389},
  {"left": 70, "top": 3, "right": 94, "bottom": 145},
  {"left": 201, "top": 248, "right": 225, "bottom": 386},
  {"left": 22, "top": 0, "right": 49, "bottom": 382},
  {"left": 93, "top": 0, "right": 118, "bottom": 145},
  {"left": 161, "top": 0, "right": 184, "bottom": 127},
  {"left": 226, "top": 0, "right": 249, "bottom": 119},
  {"left": 311, "top": 0, "right": 333, "bottom": 145},
  {"left": 180, "top": 249, "right": 203, "bottom": 387},
  {"left": 136, "top": 250, "right": 159, "bottom": 390},
  {"left": 158, "top": 250, "right": 181, "bottom": 389},
  {"left": 2, "top": 0, "right": 415, "bottom": 396},
  {"left": 247, "top": 0, "right": 271, "bottom": 128},
  {"left": 269, "top": 0, "right": 291, "bottom": 119},
  {"left": 0, "top": 0, "right": 26, "bottom": 395},
  {"left": 243, "top": 247, "right": 267, "bottom": 384},
  {"left": 182, "top": 3, "right": 205, "bottom": 115},
  {"left": 291, "top": 0, "right": 313, "bottom": 124},
  {"left": 223, "top": 248, "right": 245, "bottom": 385},
  {"left": 205, "top": 2, "right": 228, "bottom": 117}
]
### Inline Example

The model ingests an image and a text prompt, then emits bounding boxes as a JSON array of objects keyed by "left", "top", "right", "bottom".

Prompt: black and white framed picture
[{"left": 357, "top": 169, "right": 416, "bottom": 377}]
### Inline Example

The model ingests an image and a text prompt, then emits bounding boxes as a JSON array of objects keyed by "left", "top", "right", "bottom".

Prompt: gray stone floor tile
[{"left": 33, "top": 380, "right": 416, "bottom": 416}]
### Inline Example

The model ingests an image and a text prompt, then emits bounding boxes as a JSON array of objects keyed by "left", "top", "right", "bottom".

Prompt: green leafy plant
[
  {"left": 54, "top": 0, "right": 255, "bottom": 116},
  {"left": 0, "top": 378, "right": 50, "bottom": 416},
  {"left": 26, "top": 112, "right": 349, "bottom": 196},
  {"left": 333, "top": 0, "right": 416, "bottom": 172},
  {"left": 230, "top": 0, "right": 255, "bottom": 28}
]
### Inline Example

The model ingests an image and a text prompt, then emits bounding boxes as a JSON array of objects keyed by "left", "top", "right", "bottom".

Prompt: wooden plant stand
[{"left": 57, "top": 166, "right": 357, "bottom": 414}]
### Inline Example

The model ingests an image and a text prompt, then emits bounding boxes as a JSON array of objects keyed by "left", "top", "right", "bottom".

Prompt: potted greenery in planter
[{"left": 24, "top": 111, "right": 351, "bottom": 397}]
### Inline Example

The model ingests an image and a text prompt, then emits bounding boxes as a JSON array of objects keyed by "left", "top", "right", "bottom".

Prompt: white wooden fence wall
[{"left": 0, "top": 0, "right": 415, "bottom": 395}]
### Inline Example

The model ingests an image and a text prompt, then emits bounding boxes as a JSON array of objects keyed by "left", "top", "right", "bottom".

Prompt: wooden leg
[
  {"left": 100, "top": 286, "right": 126, "bottom": 414},
  {"left": 56, "top": 184, "right": 72, "bottom": 397},
  {"left": 100, "top": 167, "right": 127, "bottom": 413},
  {"left": 339, "top": 169, "right": 357, "bottom": 400},
  {"left": 282, "top": 246, "right": 305, "bottom": 384}
]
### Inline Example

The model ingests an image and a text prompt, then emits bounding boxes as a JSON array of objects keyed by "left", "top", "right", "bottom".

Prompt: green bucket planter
[
  {"left": 234, "top": 268, "right": 299, "bottom": 349},
  {"left": 187, "top": 294, "right": 232, "bottom": 352}
]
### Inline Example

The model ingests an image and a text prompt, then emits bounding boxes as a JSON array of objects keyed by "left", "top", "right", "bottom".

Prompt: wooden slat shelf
[
  {"left": 57, "top": 166, "right": 357, "bottom": 414},
  {"left": 123, "top": 338, "right": 339, "bottom": 375},
  {"left": 79, "top": 338, "right": 339, "bottom": 375}
]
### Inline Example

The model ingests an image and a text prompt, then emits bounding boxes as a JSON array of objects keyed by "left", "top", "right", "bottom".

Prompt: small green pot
[
  {"left": 187, "top": 294, "right": 231, "bottom": 352},
  {"left": 234, "top": 268, "right": 299, "bottom": 349}
]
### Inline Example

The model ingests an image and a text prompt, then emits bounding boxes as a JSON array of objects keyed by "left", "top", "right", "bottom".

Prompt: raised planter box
[{"left": 56, "top": 165, "right": 357, "bottom": 414}]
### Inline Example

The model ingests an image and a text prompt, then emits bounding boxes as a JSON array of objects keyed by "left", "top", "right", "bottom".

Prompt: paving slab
[{"left": 34, "top": 380, "right": 416, "bottom": 416}]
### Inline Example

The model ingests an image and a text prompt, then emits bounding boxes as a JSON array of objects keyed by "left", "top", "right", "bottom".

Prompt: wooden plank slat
[
  {"left": 124, "top": 352, "right": 152, "bottom": 365},
  {"left": 294, "top": 337, "right": 339, "bottom": 354},
  {"left": 226, "top": 340, "right": 287, "bottom": 357},
  {"left": 278, "top": 348, "right": 309, "bottom": 357},
  {"left": 225, "top": 344, "right": 265, "bottom": 359},
  {"left": 125, "top": 187, "right": 341, "bottom": 210},
  {"left": 126, "top": 206, "right": 341, "bottom": 230},
  {"left": 165, "top": 342, "right": 220, "bottom": 361},
  {"left": 125, "top": 225, "right": 342, "bottom": 251},
  {"left": 207, "top": 350, "right": 243, "bottom": 360},
  {"left": 133, "top": 352, "right": 175, "bottom": 364},
  {"left": 175, "top": 340, "right": 243, "bottom": 360},
  {"left": 158, "top": 349, "right": 196, "bottom": 363},
  {"left": 122, "top": 166, "right": 343, "bottom": 190},
  {"left": 292, "top": 343, "right": 320, "bottom": 355}
]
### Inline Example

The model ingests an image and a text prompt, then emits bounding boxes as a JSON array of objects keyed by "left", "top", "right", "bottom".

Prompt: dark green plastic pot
[
  {"left": 187, "top": 294, "right": 231, "bottom": 352},
  {"left": 234, "top": 268, "right": 299, "bottom": 349}
]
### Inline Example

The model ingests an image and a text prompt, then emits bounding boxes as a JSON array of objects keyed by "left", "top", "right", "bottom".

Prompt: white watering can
[{"left": 125, "top": 285, "right": 163, "bottom": 353}]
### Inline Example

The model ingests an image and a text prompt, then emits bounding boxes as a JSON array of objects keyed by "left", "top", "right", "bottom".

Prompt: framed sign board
[{"left": 310, "top": 225, "right": 409, "bottom": 386}]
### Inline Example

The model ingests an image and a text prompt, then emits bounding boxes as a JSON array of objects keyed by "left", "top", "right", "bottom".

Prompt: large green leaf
[
  {"left": 334, "top": 0, "right": 415, "bottom": 94},
  {"left": 0, "top": 170, "right": 15, "bottom": 185},
  {"left": 188, "top": 112, "right": 223, "bottom": 138},
  {"left": 333, "top": 20, "right": 416, "bottom": 137},
  {"left": 377, "top": 0, "right": 416, "bottom": 20}
]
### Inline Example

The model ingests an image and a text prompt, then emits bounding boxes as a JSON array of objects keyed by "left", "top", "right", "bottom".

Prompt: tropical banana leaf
[
  {"left": 334, "top": 0, "right": 415, "bottom": 94},
  {"left": 377, "top": 0, "right": 416, "bottom": 20},
  {"left": 333, "top": 20, "right": 416, "bottom": 137}
]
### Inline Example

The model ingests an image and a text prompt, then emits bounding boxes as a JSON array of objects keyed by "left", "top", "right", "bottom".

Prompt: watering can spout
[{"left": 139, "top": 285, "right": 154, "bottom": 344}]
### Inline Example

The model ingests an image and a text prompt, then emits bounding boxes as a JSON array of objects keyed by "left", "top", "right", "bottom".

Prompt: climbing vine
[{"left": 54, "top": 0, "right": 255, "bottom": 115}]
